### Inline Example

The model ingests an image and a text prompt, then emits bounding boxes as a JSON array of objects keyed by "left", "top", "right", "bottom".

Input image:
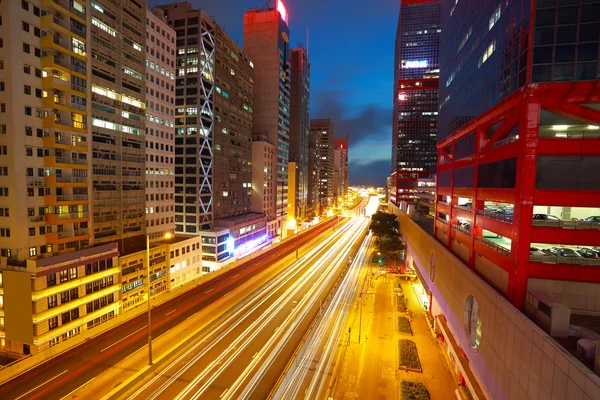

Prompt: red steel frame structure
[{"left": 434, "top": 81, "right": 600, "bottom": 309}]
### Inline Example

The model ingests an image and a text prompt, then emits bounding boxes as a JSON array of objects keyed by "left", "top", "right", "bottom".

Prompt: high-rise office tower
[
  {"left": 212, "top": 25, "right": 254, "bottom": 221},
  {"left": 306, "top": 140, "right": 319, "bottom": 217},
  {"left": 333, "top": 138, "right": 348, "bottom": 205},
  {"left": 244, "top": 1, "right": 291, "bottom": 238},
  {"left": 309, "top": 119, "right": 334, "bottom": 211},
  {"left": 156, "top": 2, "right": 215, "bottom": 234},
  {"left": 145, "top": 8, "right": 175, "bottom": 242},
  {"left": 289, "top": 47, "right": 310, "bottom": 222},
  {"left": 391, "top": 0, "right": 440, "bottom": 206},
  {"left": 91, "top": 0, "right": 147, "bottom": 249}
]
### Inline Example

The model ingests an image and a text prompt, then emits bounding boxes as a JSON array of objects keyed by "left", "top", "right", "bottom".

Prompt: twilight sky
[{"left": 150, "top": 0, "right": 399, "bottom": 186}]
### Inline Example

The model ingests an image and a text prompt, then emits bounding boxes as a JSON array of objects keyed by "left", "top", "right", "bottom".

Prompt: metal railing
[
  {"left": 436, "top": 217, "right": 448, "bottom": 225},
  {"left": 476, "top": 236, "right": 511, "bottom": 257},
  {"left": 57, "top": 211, "right": 88, "bottom": 220},
  {"left": 55, "top": 157, "right": 88, "bottom": 165},
  {"left": 453, "top": 205, "right": 472, "bottom": 212},
  {"left": 29, "top": 215, "right": 46, "bottom": 223},
  {"left": 530, "top": 254, "right": 600, "bottom": 266},
  {"left": 491, "top": 135, "right": 519, "bottom": 149},
  {"left": 476, "top": 209, "right": 514, "bottom": 224},
  {"left": 531, "top": 219, "right": 600, "bottom": 230},
  {"left": 437, "top": 201, "right": 449, "bottom": 207},
  {"left": 56, "top": 175, "right": 88, "bottom": 183},
  {"left": 452, "top": 223, "right": 471, "bottom": 236},
  {"left": 57, "top": 194, "right": 88, "bottom": 202}
]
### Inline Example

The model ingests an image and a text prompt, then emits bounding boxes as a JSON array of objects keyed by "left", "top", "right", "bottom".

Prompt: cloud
[{"left": 349, "top": 159, "right": 389, "bottom": 186}]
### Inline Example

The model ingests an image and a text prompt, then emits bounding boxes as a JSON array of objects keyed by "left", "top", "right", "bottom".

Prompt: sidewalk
[
  {"left": 332, "top": 264, "right": 457, "bottom": 400},
  {"left": 397, "top": 279, "right": 456, "bottom": 399}
]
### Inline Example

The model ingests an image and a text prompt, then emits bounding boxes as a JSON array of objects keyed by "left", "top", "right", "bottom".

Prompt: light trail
[{"left": 129, "top": 217, "right": 361, "bottom": 400}]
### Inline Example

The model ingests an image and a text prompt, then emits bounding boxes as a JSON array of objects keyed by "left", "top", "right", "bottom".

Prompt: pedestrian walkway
[
  {"left": 397, "top": 279, "right": 457, "bottom": 399},
  {"left": 331, "top": 264, "right": 457, "bottom": 400}
]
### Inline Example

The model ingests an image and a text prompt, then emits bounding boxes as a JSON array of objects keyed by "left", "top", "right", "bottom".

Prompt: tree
[
  {"left": 378, "top": 236, "right": 405, "bottom": 261},
  {"left": 370, "top": 211, "right": 399, "bottom": 238}
]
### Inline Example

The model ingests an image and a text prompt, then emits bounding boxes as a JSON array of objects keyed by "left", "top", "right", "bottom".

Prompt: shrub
[
  {"left": 397, "top": 296, "right": 408, "bottom": 313},
  {"left": 401, "top": 380, "right": 429, "bottom": 400},
  {"left": 399, "top": 339, "right": 422, "bottom": 371},
  {"left": 398, "top": 316, "right": 412, "bottom": 335}
]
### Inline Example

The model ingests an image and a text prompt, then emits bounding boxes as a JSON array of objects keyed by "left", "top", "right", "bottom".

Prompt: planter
[
  {"left": 401, "top": 380, "right": 429, "bottom": 400},
  {"left": 399, "top": 339, "right": 422, "bottom": 372},
  {"left": 398, "top": 316, "right": 413, "bottom": 335}
]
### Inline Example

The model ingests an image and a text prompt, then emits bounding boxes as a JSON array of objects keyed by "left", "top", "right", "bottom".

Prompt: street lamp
[{"left": 146, "top": 231, "right": 173, "bottom": 365}]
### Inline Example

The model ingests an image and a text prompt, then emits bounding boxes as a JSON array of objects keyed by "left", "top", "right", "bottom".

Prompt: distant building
[
  {"left": 251, "top": 141, "right": 278, "bottom": 238},
  {"left": 333, "top": 138, "right": 349, "bottom": 205},
  {"left": 289, "top": 47, "right": 310, "bottom": 223},
  {"left": 309, "top": 119, "right": 335, "bottom": 211},
  {"left": 306, "top": 140, "right": 319, "bottom": 218},
  {"left": 244, "top": 3, "right": 291, "bottom": 238}
]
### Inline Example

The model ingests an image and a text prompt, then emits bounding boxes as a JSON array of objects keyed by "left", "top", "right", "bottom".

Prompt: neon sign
[
  {"left": 233, "top": 234, "right": 269, "bottom": 258},
  {"left": 398, "top": 93, "right": 407, "bottom": 101},
  {"left": 276, "top": 0, "right": 288, "bottom": 24},
  {"left": 403, "top": 60, "right": 428, "bottom": 68}
]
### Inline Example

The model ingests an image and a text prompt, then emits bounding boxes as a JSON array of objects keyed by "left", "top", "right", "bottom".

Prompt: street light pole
[{"left": 146, "top": 234, "right": 153, "bottom": 365}]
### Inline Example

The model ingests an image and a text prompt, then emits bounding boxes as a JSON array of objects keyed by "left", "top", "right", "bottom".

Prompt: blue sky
[{"left": 150, "top": 0, "right": 399, "bottom": 186}]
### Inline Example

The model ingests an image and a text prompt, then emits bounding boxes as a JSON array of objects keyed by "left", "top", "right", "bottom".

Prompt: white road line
[
  {"left": 205, "top": 288, "right": 214, "bottom": 294},
  {"left": 15, "top": 370, "right": 68, "bottom": 400},
  {"left": 220, "top": 388, "right": 229, "bottom": 398},
  {"left": 165, "top": 309, "right": 177, "bottom": 316},
  {"left": 233, "top": 274, "right": 239, "bottom": 278},
  {"left": 59, "top": 377, "right": 96, "bottom": 400},
  {"left": 100, "top": 325, "right": 147, "bottom": 353},
  {"left": 224, "top": 290, "right": 232, "bottom": 297}
]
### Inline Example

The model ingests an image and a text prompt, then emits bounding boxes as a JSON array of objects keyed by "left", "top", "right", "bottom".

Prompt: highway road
[
  {"left": 0, "top": 217, "right": 340, "bottom": 400},
  {"left": 125, "top": 216, "right": 370, "bottom": 400}
]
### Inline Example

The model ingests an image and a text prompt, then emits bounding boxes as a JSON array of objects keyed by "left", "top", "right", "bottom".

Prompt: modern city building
[
  {"left": 156, "top": 2, "right": 215, "bottom": 234},
  {"left": 391, "top": 1, "right": 600, "bottom": 399},
  {"left": 251, "top": 140, "right": 278, "bottom": 238},
  {"left": 145, "top": 8, "right": 176, "bottom": 242},
  {"left": 309, "top": 119, "right": 335, "bottom": 211},
  {"left": 306, "top": 138, "right": 319, "bottom": 217},
  {"left": 289, "top": 47, "right": 310, "bottom": 223},
  {"left": 91, "top": 0, "right": 148, "bottom": 250},
  {"left": 165, "top": 235, "right": 203, "bottom": 289},
  {"left": 333, "top": 137, "right": 348, "bottom": 206},
  {"left": 244, "top": 2, "right": 291, "bottom": 238},
  {"left": 212, "top": 25, "right": 254, "bottom": 223},
  {"left": 390, "top": 0, "right": 440, "bottom": 207}
]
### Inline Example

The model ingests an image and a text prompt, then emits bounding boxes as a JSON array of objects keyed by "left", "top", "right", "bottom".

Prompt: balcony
[
  {"left": 42, "top": 0, "right": 86, "bottom": 21},
  {"left": 55, "top": 175, "right": 88, "bottom": 184},
  {"left": 41, "top": 56, "right": 86, "bottom": 76},
  {"left": 26, "top": 177, "right": 46, "bottom": 187},
  {"left": 43, "top": 116, "right": 87, "bottom": 133},
  {"left": 57, "top": 212, "right": 88, "bottom": 220},
  {"left": 40, "top": 14, "right": 86, "bottom": 41},
  {"left": 29, "top": 215, "right": 46, "bottom": 223},
  {"left": 56, "top": 194, "right": 88, "bottom": 202},
  {"left": 55, "top": 156, "right": 88, "bottom": 166}
]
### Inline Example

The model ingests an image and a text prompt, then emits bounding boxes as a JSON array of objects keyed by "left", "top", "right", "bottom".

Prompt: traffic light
[{"left": 378, "top": 258, "right": 382, "bottom": 264}]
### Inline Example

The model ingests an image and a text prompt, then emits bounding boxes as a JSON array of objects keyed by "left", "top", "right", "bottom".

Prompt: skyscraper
[
  {"left": 333, "top": 138, "right": 348, "bottom": 205},
  {"left": 309, "top": 119, "right": 334, "bottom": 211},
  {"left": 156, "top": 2, "right": 215, "bottom": 234},
  {"left": 91, "top": 0, "right": 148, "bottom": 250},
  {"left": 289, "top": 47, "right": 310, "bottom": 222},
  {"left": 391, "top": 0, "right": 440, "bottom": 206},
  {"left": 145, "top": 8, "right": 176, "bottom": 242},
  {"left": 244, "top": 1, "right": 291, "bottom": 238}
]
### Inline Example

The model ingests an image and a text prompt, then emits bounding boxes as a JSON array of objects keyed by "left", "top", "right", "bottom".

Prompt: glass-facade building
[{"left": 392, "top": 0, "right": 440, "bottom": 175}]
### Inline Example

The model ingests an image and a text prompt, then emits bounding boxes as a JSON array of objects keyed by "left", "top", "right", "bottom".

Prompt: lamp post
[{"left": 146, "top": 231, "right": 172, "bottom": 365}]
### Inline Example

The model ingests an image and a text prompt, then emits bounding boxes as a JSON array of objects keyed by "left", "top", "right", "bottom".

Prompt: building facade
[
  {"left": 251, "top": 140, "right": 278, "bottom": 238},
  {"left": 390, "top": 0, "right": 600, "bottom": 397},
  {"left": 306, "top": 139, "right": 319, "bottom": 217},
  {"left": 213, "top": 25, "right": 254, "bottom": 222},
  {"left": 91, "top": 0, "right": 148, "bottom": 250},
  {"left": 289, "top": 47, "right": 310, "bottom": 222},
  {"left": 309, "top": 119, "right": 334, "bottom": 211},
  {"left": 333, "top": 138, "right": 348, "bottom": 205},
  {"left": 145, "top": 8, "right": 176, "bottom": 242},
  {"left": 157, "top": 2, "right": 215, "bottom": 234},
  {"left": 244, "top": 4, "right": 291, "bottom": 238},
  {"left": 391, "top": 0, "right": 440, "bottom": 207}
]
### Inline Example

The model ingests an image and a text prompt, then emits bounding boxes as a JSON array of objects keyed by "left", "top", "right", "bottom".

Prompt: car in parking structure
[
  {"left": 578, "top": 216, "right": 600, "bottom": 223},
  {"left": 530, "top": 247, "right": 546, "bottom": 257},
  {"left": 577, "top": 248, "right": 600, "bottom": 259},
  {"left": 552, "top": 247, "right": 583, "bottom": 258},
  {"left": 532, "top": 214, "right": 561, "bottom": 221}
]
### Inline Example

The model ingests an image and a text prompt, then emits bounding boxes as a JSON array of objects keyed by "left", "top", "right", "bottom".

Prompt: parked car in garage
[
  {"left": 533, "top": 214, "right": 561, "bottom": 221},
  {"left": 577, "top": 248, "right": 600, "bottom": 259},
  {"left": 530, "top": 247, "right": 546, "bottom": 257},
  {"left": 552, "top": 247, "right": 583, "bottom": 258},
  {"left": 579, "top": 216, "right": 600, "bottom": 223}
]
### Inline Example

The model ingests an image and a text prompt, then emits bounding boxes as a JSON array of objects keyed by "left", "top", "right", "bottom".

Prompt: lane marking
[
  {"left": 205, "top": 288, "right": 214, "bottom": 294},
  {"left": 220, "top": 388, "right": 229, "bottom": 398},
  {"left": 100, "top": 326, "right": 147, "bottom": 353},
  {"left": 252, "top": 352, "right": 259, "bottom": 359},
  {"left": 15, "top": 370, "right": 68, "bottom": 400},
  {"left": 224, "top": 290, "right": 232, "bottom": 297},
  {"left": 233, "top": 274, "right": 239, "bottom": 278},
  {"left": 59, "top": 377, "right": 96, "bottom": 400},
  {"left": 165, "top": 309, "right": 177, "bottom": 316}
]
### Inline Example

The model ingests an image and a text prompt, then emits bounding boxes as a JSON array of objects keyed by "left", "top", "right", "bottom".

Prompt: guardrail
[
  {"left": 529, "top": 254, "right": 600, "bottom": 266},
  {"left": 531, "top": 220, "right": 600, "bottom": 230},
  {"left": 476, "top": 236, "right": 511, "bottom": 257},
  {"left": 476, "top": 209, "right": 514, "bottom": 223},
  {"left": 436, "top": 217, "right": 449, "bottom": 225},
  {"left": 452, "top": 223, "right": 471, "bottom": 236}
]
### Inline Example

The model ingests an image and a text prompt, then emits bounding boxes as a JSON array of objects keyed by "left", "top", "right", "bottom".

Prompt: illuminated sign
[
  {"left": 398, "top": 93, "right": 407, "bottom": 101},
  {"left": 276, "top": 0, "right": 288, "bottom": 24},
  {"left": 403, "top": 60, "right": 428, "bottom": 68},
  {"left": 234, "top": 234, "right": 269, "bottom": 258}
]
